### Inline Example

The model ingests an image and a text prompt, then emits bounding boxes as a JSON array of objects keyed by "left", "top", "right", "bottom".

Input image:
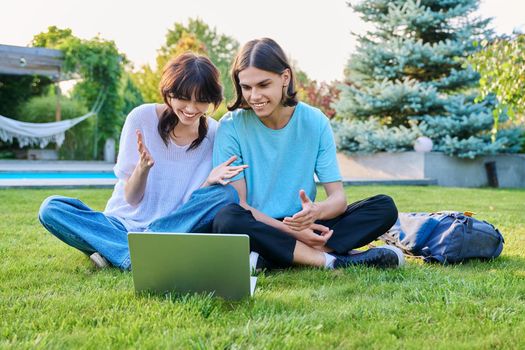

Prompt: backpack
[{"left": 379, "top": 211, "right": 504, "bottom": 264}]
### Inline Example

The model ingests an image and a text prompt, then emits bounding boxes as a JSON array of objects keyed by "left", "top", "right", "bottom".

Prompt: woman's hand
[
  {"left": 283, "top": 190, "right": 321, "bottom": 232},
  {"left": 293, "top": 223, "right": 333, "bottom": 250},
  {"left": 124, "top": 130, "right": 154, "bottom": 206},
  {"left": 203, "top": 155, "right": 248, "bottom": 186},
  {"left": 136, "top": 130, "right": 154, "bottom": 171}
]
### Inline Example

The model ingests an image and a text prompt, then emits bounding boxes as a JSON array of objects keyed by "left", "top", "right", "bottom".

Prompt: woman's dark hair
[
  {"left": 228, "top": 38, "right": 298, "bottom": 111},
  {"left": 158, "top": 52, "right": 223, "bottom": 150}
]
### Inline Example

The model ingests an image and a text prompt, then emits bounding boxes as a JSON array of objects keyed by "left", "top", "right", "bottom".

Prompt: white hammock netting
[
  {"left": 0, "top": 112, "right": 95, "bottom": 148},
  {"left": 0, "top": 92, "right": 104, "bottom": 148}
]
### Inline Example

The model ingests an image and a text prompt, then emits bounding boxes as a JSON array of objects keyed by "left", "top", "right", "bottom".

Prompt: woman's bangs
[{"left": 168, "top": 70, "right": 220, "bottom": 104}]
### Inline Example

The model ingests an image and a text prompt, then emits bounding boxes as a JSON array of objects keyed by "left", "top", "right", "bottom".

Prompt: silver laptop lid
[{"left": 128, "top": 233, "right": 251, "bottom": 300}]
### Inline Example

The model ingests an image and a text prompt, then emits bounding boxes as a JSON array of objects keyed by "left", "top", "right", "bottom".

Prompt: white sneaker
[
  {"left": 249, "top": 251, "right": 259, "bottom": 274},
  {"left": 90, "top": 252, "right": 110, "bottom": 269}
]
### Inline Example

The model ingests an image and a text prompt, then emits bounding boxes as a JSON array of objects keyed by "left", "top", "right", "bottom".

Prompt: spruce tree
[{"left": 335, "top": 0, "right": 523, "bottom": 158}]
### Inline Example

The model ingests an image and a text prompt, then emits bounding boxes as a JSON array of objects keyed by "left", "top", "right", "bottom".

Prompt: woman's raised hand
[
  {"left": 136, "top": 130, "right": 154, "bottom": 170},
  {"left": 204, "top": 155, "right": 248, "bottom": 186}
]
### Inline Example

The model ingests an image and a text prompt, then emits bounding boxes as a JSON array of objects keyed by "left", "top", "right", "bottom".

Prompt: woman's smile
[{"left": 180, "top": 110, "right": 199, "bottom": 118}]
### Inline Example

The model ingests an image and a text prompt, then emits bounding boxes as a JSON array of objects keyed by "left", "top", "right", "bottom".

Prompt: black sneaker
[
  {"left": 256, "top": 255, "right": 270, "bottom": 271},
  {"left": 332, "top": 246, "right": 405, "bottom": 269}
]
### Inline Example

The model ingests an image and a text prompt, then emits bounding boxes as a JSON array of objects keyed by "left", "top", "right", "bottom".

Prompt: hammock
[{"left": 0, "top": 93, "right": 104, "bottom": 148}]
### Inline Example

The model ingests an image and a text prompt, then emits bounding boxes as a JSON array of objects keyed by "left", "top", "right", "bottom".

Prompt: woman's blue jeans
[{"left": 38, "top": 185, "right": 238, "bottom": 270}]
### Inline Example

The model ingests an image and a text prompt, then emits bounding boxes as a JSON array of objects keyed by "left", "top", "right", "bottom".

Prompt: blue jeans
[{"left": 38, "top": 185, "right": 239, "bottom": 270}]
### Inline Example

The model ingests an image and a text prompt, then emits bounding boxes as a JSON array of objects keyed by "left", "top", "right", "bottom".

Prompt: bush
[
  {"left": 0, "top": 149, "right": 16, "bottom": 159},
  {"left": 19, "top": 95, "right": 88, "bottom": 123}
]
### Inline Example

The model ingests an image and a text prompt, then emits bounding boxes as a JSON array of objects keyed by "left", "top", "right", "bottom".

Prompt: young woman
[
  {"left": 212, "top": 38, "right": 404, "bottom": 270},
  {"left": 38, "top": 53, "right": 245, "bottom": 270}
]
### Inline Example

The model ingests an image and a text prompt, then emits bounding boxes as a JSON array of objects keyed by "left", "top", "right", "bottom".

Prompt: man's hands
[
  {"left": 204, "top": 155, "right": 248, "bottom": 186},
  {"left": 283, "top": 189, "right": 333, "bottom": 250},
  {"left": 136, "top": 130, "right": 154, "bottom": 171},
  {"left": 292, "top": 223, "right": 333, "bottom": 250},
  {"left": 283, "top": 190, "right": 321, "bottom": 231}
]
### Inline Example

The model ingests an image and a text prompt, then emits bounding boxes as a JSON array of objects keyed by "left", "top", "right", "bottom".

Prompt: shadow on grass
[{"left": 135, "top": 289, "right": 253, "bottom": 313}]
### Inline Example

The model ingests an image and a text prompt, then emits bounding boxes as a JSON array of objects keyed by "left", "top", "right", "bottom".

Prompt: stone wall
[{"left": 337, "top": 152, "right": 525, "bottom": 188}]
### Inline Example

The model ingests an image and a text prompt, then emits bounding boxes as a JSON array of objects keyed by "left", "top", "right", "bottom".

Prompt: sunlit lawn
[{"left": 1, "top": 186, "right": 524, "bottom": 349}]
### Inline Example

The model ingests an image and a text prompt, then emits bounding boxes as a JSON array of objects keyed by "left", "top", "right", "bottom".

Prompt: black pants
[{"left": 212, "top": 194, "right": 398, "bottom": 268}]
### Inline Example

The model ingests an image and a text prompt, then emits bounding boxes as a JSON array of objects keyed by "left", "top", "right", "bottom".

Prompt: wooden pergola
[{"left": 0, "top": 44, "right": 64, "bottom": 120}]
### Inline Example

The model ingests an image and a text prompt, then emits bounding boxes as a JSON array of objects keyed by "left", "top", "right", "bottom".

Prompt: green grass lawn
[{"left": 1, "top": 186, "right": 524, "bottom": 349}]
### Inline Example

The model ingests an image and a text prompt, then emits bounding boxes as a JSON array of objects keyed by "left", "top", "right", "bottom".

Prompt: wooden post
[
  {"left": 55, "top": 74, "right": 62, "bottom": 122},
  {"left": 93, "top": 114, "right": 98, "bottom": 160}
]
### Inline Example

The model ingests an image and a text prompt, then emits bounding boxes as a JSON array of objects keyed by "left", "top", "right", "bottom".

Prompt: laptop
[{"left": 128, "top": 232, "right": 257, "bottom": 301}]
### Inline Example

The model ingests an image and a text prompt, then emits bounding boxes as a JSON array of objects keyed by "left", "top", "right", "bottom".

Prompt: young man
[{"left": 212, "top": 38, "right": 404, "bottom": 270}]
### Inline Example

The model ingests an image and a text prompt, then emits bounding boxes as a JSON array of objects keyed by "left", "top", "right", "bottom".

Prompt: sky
[{"left": 1, "top": 0, "right": 524, "bottom": 83}]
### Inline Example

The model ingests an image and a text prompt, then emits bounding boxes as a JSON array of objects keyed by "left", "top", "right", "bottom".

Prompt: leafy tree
[
  {"left": 32, "top": 26, "right": 127, "bottom": 159},
  {"left": 292, "top": 62, "right": 340, "bottom": 118},
  {"left": 469, "top": 34, "right": 525, "bottom": 137},
  {"left": 120, "top": 72, "right": 144, "bottom": 117},
  {"left": 132, "top": 32, "right": 207, "bottom": 102},
  {"left": 32, "top": 26, "right": 73, "bottom": 48},
  {"left": 297, "top": 80, "right": 341, "bottom": 118},
  {"left": 165, "top": 18, "right": 239, "bottom": 102},
  {"left": 130, "top": 64, "right": 160, "bottom": 103},
  {"left": 335, "top": 0, "right": 523, "bottom": 158},
  {"left": 132, "top": 18, "right": 239, "bottom": 104},
  {"left": 0, "top": 75, "right": 52, "bottom": 119}
]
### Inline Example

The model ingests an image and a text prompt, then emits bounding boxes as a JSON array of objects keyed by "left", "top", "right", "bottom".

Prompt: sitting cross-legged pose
[
  {"left": 212, "top": 38, "right": 404, "bottom": 270},
  {"left": 38, "top": 53, "right": 245, "bottom": 270}
]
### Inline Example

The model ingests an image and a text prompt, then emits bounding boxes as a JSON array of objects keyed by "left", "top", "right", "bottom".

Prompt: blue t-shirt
[{"left": 213, "top": 102, "right": 341, "bottom": 218}]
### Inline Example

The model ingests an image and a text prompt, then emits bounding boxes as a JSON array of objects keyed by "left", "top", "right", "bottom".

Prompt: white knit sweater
[{"left": 104, "top": 104, "right": 217, "bottom": 231}]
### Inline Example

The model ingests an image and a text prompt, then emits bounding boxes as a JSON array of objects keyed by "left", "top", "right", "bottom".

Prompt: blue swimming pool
[{"left": 0, "top": 172, "right": 117, "bottom": 179}]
